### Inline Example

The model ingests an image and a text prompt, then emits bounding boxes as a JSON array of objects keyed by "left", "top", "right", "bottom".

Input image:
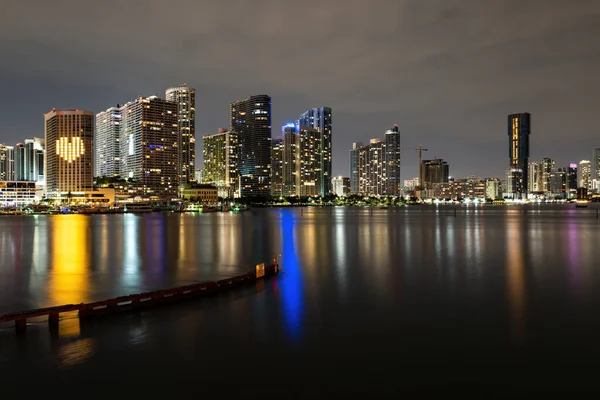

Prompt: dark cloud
[{"left": 0, "top": 0, "right": 599, "bottom": 179}]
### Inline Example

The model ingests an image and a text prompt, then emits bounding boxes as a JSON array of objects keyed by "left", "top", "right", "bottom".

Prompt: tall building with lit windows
[
  {"left": 95, "top": 106, "right": 121, "bottom": 177},
  {"left": 270, "top": 137, "right": 283, "bottom": 197},
  {"left": 119, "top": 96, "right": 179, "bottom": 197},
  {"left": 166, "top": 85, "right": 195, "bottom": 183},
  {"left": 277, "top": 122, "right": 321, "bottom": 197},
  {"left": 349, "top": 125, "right": 401, "bottom": 196},
  {"left": 230, "top": 94, "right": 271, "bottom": 197},
  {"left": 579, "top": 160, "right": 591, "bottom": 191},
  {"left": 298, "top": 107, "right": 332, "bottom": 195},
  {"left": 508, "top": 112, "right": 531, "bottom": 199},
  {"left": 202, "top": 128, "right": 239, "bottom": 198},
  {"left": 527, "top": 161, "right": 541, "bottom": 193},
  {"left": 540, "top": 157, "right": 554, "bottom": 194},
  {"left": 0, "top": 144, "right": 15, "bottom": 181},
  {"left": 44, "top": 109, "right": 94, "bottom": 197},
  {"left": 593, "top": 148, "right": 600, "bottom": 181}
]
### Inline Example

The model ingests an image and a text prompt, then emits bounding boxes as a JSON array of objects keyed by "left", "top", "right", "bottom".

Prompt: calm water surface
[{"left": 1, "top": 206, "right": 600, "bottom": 393}]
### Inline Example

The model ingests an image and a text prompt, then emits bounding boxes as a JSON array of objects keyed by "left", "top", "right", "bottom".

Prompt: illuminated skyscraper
[
  {"left": 202, "top": 129, "right": 239, "bottom": 198},
  {"left": 230, "top": 95, "right": 271, "bottom": 197},
  {"left": 271, "top": 137, "right": 283, "bottom": 197},
  {"left": 566, "top": 163, "right": 577, "bottom": 198},
  {"left": 166, "top": 85, "right": 196, "bottom": 183},
  {"left": 95, "top": 106, "right": 121, "bottom": 177},
  {"left": 508, "top": 112, "right": 531, "bottom": 199},
  {"left": 332, "top": 176, "right": 350, "bottom": 197},
  {"left": 278, "top": 122, "right": 321, "bottom": 197},
  {"left": 579, "top": 160, "right": 591, "bottom": 190},
  {"left": 593, "top": 148, "right": 600, "bottom": 181},
  {"left": 350, "top": 125, "right": 402, "bottom": 196},
  {"left": 421, "top": 159, "right": 450, "bottom": 190},
  {"left": 540, "top": 157, "right": 554, "bottom": 194},
  {"left": 298, "top": 107, "right": 332, "bottom": 195},
  {"left": 119, "top": 96, "right": 179, "bottom": 197},
  {"left": 527, "top": 161, "right": 541, "bottom": 193},
  {"left": 0, "top": 144, "right": 15, "bottom": 181},
  {"left": 44, "top": 109, "right": 94, "bottom": 197}
]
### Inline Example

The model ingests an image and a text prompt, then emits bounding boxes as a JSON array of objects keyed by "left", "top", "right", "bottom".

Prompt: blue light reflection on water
[{"left": 278, "top": 210, "right": 304, "bottom": 342}]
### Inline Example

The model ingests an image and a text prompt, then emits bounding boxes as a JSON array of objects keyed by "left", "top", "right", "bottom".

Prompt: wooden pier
[{"left": 0, "top": 263, "right": 279, "bottom": 333}]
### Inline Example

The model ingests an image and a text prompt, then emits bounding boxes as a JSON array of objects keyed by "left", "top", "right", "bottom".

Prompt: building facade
[
  {"left": 0, "top": 144, "right": 15, "bottom": 181},
  {"left": 44, "top": 109, "right": 94, "bottom": 197},
  {"left": 166, "top": 85, "right": 196, "bottom": 183},
  {"left": 271, "top": 137, "right": 283, "bottom": 197},
  {"left": 230, "top": 94, "right": 271, "bottom": 198},
  {"left": 278, "top": 122, "right": 322, "bottom": 197},
  {"left": 540, "top": 157, "right": 554, "bottom": 194},
  {"left": 593, "top": 148, "right": 600, "bottom": 182},
  {"left": 421, "top": 159, "right": 449, "bottom": 191},
  {"left": 332, "top": 176, "right": 350, "bottom": 197},
  {"left": 508, "top": 113, "right": 531, "bottom": 199},
  {"left": 0, "top": 181, "right": 37, "bottom": 206},
  {"left": 349, "top": 142, "right": 363, "bottom": 194},
  {"left": 527, "top": 161, "right": 541, "bottom": 193},
  {"left": 119, "top": 96, "right": 179, "bottom": 197},
  {"left": 95, "top": 106, "right": 121, "bottom": 178},
  {"left": 202, "top": 129, "right": 239, "bottom": 198},
  {"left": 298, "top": 107, "right": 332, "bottom": 195},
  {"left": 579, "top": 160, "right": 592, "bottom": 191}
]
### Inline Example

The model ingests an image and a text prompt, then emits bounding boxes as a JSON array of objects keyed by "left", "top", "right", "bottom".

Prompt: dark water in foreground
[{"left": 1, "top": 206, "right": 600, "bottom": 393}]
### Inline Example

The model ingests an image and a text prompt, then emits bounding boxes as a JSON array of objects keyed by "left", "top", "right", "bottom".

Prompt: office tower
[
  {"left": 566, "top": 164, "right": 577, "bottom": 198},
  {"left": 14, "top": 139, "right": 44, "bottom": 182},
  {"left": 271, "top": 138, "right": 283, "bottom": 197},
  {"left": 527, "top": 161, "right": 541, "bottom": 193},
  {"left": 298, "top": 107, "right": 332, "bottom": 195},
  {"left": 593, "top": 148, "right": 600, "bottom": 181},
  {"left": 421, "top": 159, "right": 450, "bottom": 190},
  {"left": 120, "top": 96, "right": 179, "bottom": 197},
  {"left": 508, "top": 113, "right": 531, "bottom": 199},
  {"left": 44, "top": 109, "right": 94, "bottom": 196},
  {"left": 332, "top": 176, "right": 350, "bottom": 197},
  {"left": 282, "top": 123, "right": 299, "bottom": 196},
  {"left": 95, "top": 107, "right": 121, "bottom": 177},
  {"left": 579, "top": 160, "right": 591, "bottom": 190},
  {"left": 540, "top": 157, "right": 554, "bottom": 194},
  {"left": 350, "top": 126, "right": 402, "bottom": 196},
  {"left": 230, "top": 94, "right": 271, "bottom": 197},
  {"left": 166, "top": 85, "right": 196, "bottom": 183},
  {"left": 549, "top": 167, "right": 566, "bottom": 197},
  {"left": 278, "top": 122, "right": 321, "bottom": 197},
  {"left": 349, "top": 142, "right": 363, "bottom": 194},
  {"left": 202, "top": 129, "right": 238, "bottom": 198},
  {"left": 0, "top": 144, "right": 15, "bottom": 181}
]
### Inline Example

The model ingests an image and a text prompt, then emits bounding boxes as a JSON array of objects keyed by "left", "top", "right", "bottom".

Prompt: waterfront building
[
  {"left": 44, "top": 109, "right": 94, "bottom": 198},
  {"left": 579, "top": 160, "right": 592, "bottom": 191},
  {"left": 566, "top": 163, "right": 577, "bottom": 198},
  {"left": 202, "top": 129, "right": 239, "bottom": 198},
  {"left": 350, "top": 125, "right": 401, "bottom": 196},
  {"left": 485, "top": 179, "right": 501, "bottom": 200},
  {"left": 298, "top": 107, "right": 332, "bottom": 195},
  {"left": 119, "top": 96, "right": 179, "bottom": 198},
  {"left": 95, "top": 106, "right": 121, "bottom": 178},
  {"left": 349, "top": 142, "right": 363, "bottom": 194},
  {"left": 540, "top": 157, "right": 554, "bottom": 194},
  {"left": 13, "top": 138, "right": 45, "bottom": 183},
  {"left": 527, "top": 161, "right": 541, "bottom": 193},
  {"left": 179, "top": 183, "right": 218, "bottom": 205},
  {"left": 271, "top": 137, "right": 283, "bottom": 197},
  {"left": 508, "top": 113, "right": 531, "bottom": 199},
  {"left": 0, "top": 181, "right": 36, "bottom": 206},
  {"left": 166, "top": 85, "right": 196, "bottom": 183},
  {"left": 332, "top": 176, "right": 350, "bottom": 197},
  {"left": 421, "top": 159, "right": 449, "bottom": 191},
  {"left": 0, "top": 144, "right": 15, "bottom": 181},
  {"left": 278, "top": 122, "right": 321, "bottom": 197},
  {"left": 230, "top": 94, "right": 271, "bottom": 198},
  {"left": 593, "top": 148, "right": 600, "bottom": 182},
  {"left": 549, "top": 168, "right": 567, "bottom": 198}
]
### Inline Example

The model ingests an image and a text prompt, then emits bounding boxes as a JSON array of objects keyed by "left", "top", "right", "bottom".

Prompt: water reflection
[
  {"left": 506, "top": 217, "right": 526, "bottom": 344},
  {"left": 123, "top": 215, "right": 141, "bottom": 289},
  {"left": 48, "top": 216, "right": 90, "bottom": 306},
  {"left": 279, "top": 210, "right": 303, "bottom": 342}
]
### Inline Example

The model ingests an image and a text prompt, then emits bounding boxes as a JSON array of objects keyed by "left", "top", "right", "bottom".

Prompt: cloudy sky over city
[{"left": 0, "top": 0, "right": 599, "bottom": 179}]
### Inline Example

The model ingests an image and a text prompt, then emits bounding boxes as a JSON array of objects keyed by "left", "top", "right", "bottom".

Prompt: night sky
[{"left": 0, "top": 0, "right": 598, "bottom": 180}]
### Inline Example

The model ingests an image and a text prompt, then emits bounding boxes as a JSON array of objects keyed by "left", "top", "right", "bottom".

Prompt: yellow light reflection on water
[
  {"left": 506, "top": 218, "right": 526, "bottom": 344},
  {"left": 49, "top": 215, "right": 90, "bottom": 307}
]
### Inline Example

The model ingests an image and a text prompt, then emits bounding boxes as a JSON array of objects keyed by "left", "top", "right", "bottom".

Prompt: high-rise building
[
  {"left": 120, "top": 96, "right": 179, "bottom": 197},
  {"left": 566, "top": 163, "right": 577, "bottom": 198},
  {"left": 271, "top": 137, "right": 283, "bottom": 197},
  {"left": 332, "top": 176, "right": 350, "bottom": 197},
  {"left": 593, "top": 148, "right": 600, "bottom": 181},
  {"left": 95, "top": 106, "right": 121, "bottom": 178},
  {"left": 166, "top": 85, "right": 196, "bottom": 183},
  {"left": 230, "top": 95, "right": 271, "bottom": 197},
  {"left": 202, "top": 129, "right": 239, "bottom": 198},
  {"left": 485, "top": 178, "right": 501, "bottom": 200},
  {"left": 421, "top": 159, "right": 449, "bottom": 191},
  {"left": 298, "top": 107, "right": 332, "bottom": 195},
  {"left": 579, "top": 160, "right": 592, "bottom": 190},
  {"left": 0, "top": 144, "right": 15, "bottom": 181},
  {"left": 549, "top": 167, "right": 566, "bottom": 197},
  {"left": 44, "top": 109, "right": 94, "bottom": 197},
  {"left": 278, "top": 122, "right": 321, "bottom": 197},
  {"left": 350, "top": 125, "right": 402, "bottom": 196},
  {"left": 540, "top": 157, "right": 554, "bottom": 194},
  {"left": 527, "top": 161, "right": 541, "bottom": 193},
  {"left": 508, "top": 113, "right": 531, "bottom": 199},
  {"left": 14, "top": 138, "right": 45, "bottom": 183},
  {"left": 349, "top": 142, "right": 363, "bottom": 194}
]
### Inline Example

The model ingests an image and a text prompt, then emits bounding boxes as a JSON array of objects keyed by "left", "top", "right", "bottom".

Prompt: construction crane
[{"left": 402, "top": 145, "right": 428, "bottom": 190}]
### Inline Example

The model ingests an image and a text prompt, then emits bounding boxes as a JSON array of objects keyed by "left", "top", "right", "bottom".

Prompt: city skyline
[{"left": 0, "top": 1, "right": 598, "bottom": 180}]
